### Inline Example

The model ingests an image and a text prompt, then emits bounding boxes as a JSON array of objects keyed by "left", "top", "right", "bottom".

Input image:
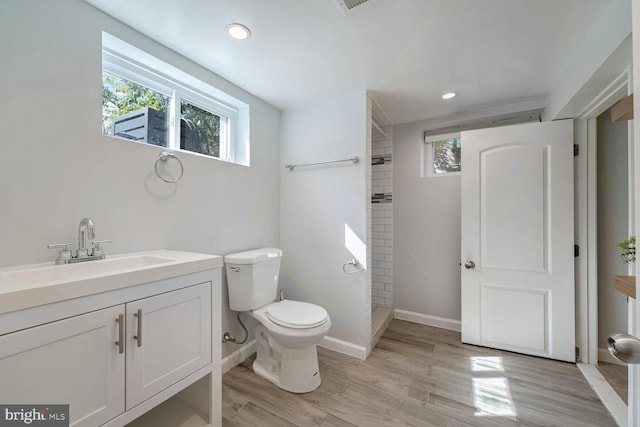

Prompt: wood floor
[{"left": 222, "top": 320, "right": 617, "bottom": 426}]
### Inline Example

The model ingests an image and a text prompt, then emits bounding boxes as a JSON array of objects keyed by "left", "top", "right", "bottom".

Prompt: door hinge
[
  {"left": 575, "top": 346, "right": 580, "bottom": 362},
  {"left": 574, "top": 245, "right": 579, "bottom": 257},
  {"left": 574, "top": 144, "right": 579, "bottom": 156}
]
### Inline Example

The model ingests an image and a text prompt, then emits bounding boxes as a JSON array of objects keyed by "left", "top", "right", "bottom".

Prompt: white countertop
[{"left": 0, "top": 250, "right": 223, "bottom": 315}]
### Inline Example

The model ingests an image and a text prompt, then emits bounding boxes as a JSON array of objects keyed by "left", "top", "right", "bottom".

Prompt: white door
[
  {"left": 126, "top": 282, "right": 211, "bottom": 409},
  {"left": 461, "top": 120, "right": 575, "bottom": 362},
  {"left": 0, "top": 305, "right": 126, "bottom": 426}
]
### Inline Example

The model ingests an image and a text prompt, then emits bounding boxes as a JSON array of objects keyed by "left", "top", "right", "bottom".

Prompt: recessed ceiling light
[
  {"left": 442, "top": 92, "right": 456, "bottom": 100},
  {"left": 226, "top": 23, "right": 251, "bottom": 40}
]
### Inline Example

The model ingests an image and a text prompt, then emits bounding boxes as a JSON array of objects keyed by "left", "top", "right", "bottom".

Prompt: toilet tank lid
[{"left": 224, "top": 247, "right": 283, "bottom": 264}]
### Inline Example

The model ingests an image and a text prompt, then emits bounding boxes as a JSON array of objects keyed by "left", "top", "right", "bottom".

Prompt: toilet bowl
[
  {"left": 250, "top": 300, "right": 331, "bottom": 392},
  {"left": 224, "top": 248, "right": 331, "bottom": 393}
]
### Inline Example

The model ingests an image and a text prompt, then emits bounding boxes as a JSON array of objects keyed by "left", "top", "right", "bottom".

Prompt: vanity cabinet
[{"left": 0, "top": 265, "right": 220, "bottom": 427}]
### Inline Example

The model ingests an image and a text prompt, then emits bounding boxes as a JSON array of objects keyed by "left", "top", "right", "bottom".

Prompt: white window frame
[
  {"left": 423, "top": 132, "right": 461, "bottom": 177},
  {"left": 102, "top": 32, "right": 249, "bottom": 165}
]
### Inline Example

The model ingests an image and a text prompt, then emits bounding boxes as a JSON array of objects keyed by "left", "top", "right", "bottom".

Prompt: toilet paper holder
[{"left": 343, "top": 258, "right": 365, "bottom": 274}]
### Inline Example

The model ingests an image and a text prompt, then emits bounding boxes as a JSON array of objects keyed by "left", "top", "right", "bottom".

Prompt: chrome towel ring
[{"left": 155, "top": 151, "right": 184, "bottom": 183}]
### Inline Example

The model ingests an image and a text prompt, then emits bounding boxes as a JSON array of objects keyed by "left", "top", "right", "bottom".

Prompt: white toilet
[{"left": 224, "top": 247, "right": 331, "bottom": 393}]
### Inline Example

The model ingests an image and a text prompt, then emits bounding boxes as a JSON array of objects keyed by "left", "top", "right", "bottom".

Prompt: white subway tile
[{"left": 379, "top": 290, "right": 393, "bottom": 299}]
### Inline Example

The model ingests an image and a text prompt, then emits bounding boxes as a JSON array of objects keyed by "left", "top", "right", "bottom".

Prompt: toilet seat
[{"left": 266, "top": 300, "right": 329, "bottom": 329}]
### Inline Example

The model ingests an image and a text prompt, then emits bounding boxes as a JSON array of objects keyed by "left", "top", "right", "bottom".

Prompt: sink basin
[
  {"left": 2, "top": 255, "right": 175, "bottom": 286},
  {"left": 0, "top": 249, "right": 222, "bottom": 315}
]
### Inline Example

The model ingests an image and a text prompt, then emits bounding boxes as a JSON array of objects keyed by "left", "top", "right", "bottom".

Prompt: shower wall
[{"left": 371, "top": 125, "right": 393, "bottom": 308}]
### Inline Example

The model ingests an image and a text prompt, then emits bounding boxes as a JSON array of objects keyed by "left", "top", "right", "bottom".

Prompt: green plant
[{"left": 618, "top": 236, "right": 636, "bottom": 264}]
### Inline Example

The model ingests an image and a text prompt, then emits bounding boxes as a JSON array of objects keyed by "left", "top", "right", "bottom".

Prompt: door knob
[
  {"left": 464, "top": 261, "right": 476, "bottom": 270},
  {"left": 608, "top": 333, "right": 640, "bottom": 364}
]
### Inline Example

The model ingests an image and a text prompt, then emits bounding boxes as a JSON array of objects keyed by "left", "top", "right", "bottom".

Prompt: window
[
  {"left": 101, "top": 32, "right": 249, "bottom": 165},
  {"left": 423, "top": 133, "right": 461, "bottom": 177}
]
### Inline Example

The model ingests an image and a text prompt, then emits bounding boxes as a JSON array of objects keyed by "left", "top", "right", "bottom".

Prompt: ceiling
[{"left": 85, "top": 0, "right": 611, "bottom": 125}]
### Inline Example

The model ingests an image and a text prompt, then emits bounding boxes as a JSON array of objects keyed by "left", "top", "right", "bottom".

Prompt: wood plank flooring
[{"left": 222, "top": 320, "right": 617, "bottom": 426}]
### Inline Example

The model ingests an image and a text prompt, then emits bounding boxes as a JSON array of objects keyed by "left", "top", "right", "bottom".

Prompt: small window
[
  {"left": 101, "top": 32, "right": 250, "bottom": 166},
  {"left": 423, "top": 133, "right": 461, "bottom": 177}
]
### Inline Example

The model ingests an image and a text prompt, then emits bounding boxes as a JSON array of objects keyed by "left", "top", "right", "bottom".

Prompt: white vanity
[{"left": 0, "top": 250, "right": 222, "bottom": 427}]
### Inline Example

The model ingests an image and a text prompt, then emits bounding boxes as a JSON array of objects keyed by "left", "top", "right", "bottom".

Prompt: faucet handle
[
  {"left": 91, "top": 240, "right": 112, "bottom": 257},
  {"left": 47, "top": 243, "right": 72, "bottom": 265}
]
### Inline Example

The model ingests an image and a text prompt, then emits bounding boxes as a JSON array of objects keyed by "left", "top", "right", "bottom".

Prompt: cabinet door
[
  {"left": 126, "top": 282, "right": 211, "bottom": 409},
  {"left": 0, "top": 305, "right": 125, "bottom": 427}
]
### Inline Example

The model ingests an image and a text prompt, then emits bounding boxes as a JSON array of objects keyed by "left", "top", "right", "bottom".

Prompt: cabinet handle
[
  {"left": 115, "top": 314, "right": 125, "bottom": 354},
  {"left": 133, "top": 309, "right": 143, "bottom": 347}
]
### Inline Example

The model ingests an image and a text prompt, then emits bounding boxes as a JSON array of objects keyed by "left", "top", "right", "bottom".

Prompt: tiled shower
[
  {"left": 371, "top": 124, "right": 393, "bottom": 308},
  {"left": 370, "top": 101, "right": 394, "bottom": 346}
]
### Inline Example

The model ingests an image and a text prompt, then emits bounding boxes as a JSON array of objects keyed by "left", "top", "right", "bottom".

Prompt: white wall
[
  {"left": 0, "top": 0, "right": 281, "bottom": 358},
  {"left": 597, "top": 109, "right": 630, "bottom": 348},
  {"left": 280, "top": 91, "right": 371, "bottom": 352},
  {"left": 393, "top": 120, "right": 461, "bottom": 322}
]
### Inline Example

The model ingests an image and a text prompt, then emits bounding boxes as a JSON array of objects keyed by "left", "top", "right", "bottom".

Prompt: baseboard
[
  {"left": 319, "top": 335, "right": 368, "bottom": 360},
  {"left": 577, "top": 363, "right": 627, "bottom": 427},
  {"left": 394, "top": 309, "right": 461, "bottom": 332},
  {"left": 221, "top": 339, "right": 256, "bottom": 374},
  {"left": 599, "top": 347, "right": 627, "bottom": 366}
]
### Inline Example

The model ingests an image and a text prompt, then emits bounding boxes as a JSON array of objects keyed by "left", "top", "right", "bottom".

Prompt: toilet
[{"left": 224, "top": 247, "right": 331, "bottom": 393}]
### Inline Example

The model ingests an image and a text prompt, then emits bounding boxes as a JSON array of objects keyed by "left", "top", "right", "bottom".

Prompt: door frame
[
  {"left": 576, "top": 67, "right": 632, "bottom": 366},
  {"left": 574, "top": 67, "right": 633, "bottom": 426}
]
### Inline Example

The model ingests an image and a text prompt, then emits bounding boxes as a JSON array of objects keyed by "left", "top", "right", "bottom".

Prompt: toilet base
[{"left": 253, "top": 324, "right": 322, "bottom": 393}]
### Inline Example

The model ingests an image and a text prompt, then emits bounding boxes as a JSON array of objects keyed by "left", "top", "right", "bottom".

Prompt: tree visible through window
[
  {"left": 180, "top": 101, "right": 221, "bottom": 158},
  {"left": 432, "top": 136, "right": 461, "bottom": 174},
  {"left": 102, "top": 71, "right": 170, "bottom": 142}
]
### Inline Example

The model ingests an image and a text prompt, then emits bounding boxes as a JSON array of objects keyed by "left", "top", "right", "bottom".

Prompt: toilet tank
[{"left": 224, "top": 248, "right": 283, "bottom": 312}]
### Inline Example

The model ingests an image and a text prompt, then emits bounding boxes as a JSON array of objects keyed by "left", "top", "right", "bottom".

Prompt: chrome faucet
[
  {"left": 77, "top": 217, "right": 95, "bottom": 258},
  {"left": 47, "top": 218, "right": 111, "bottom": 264}
]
